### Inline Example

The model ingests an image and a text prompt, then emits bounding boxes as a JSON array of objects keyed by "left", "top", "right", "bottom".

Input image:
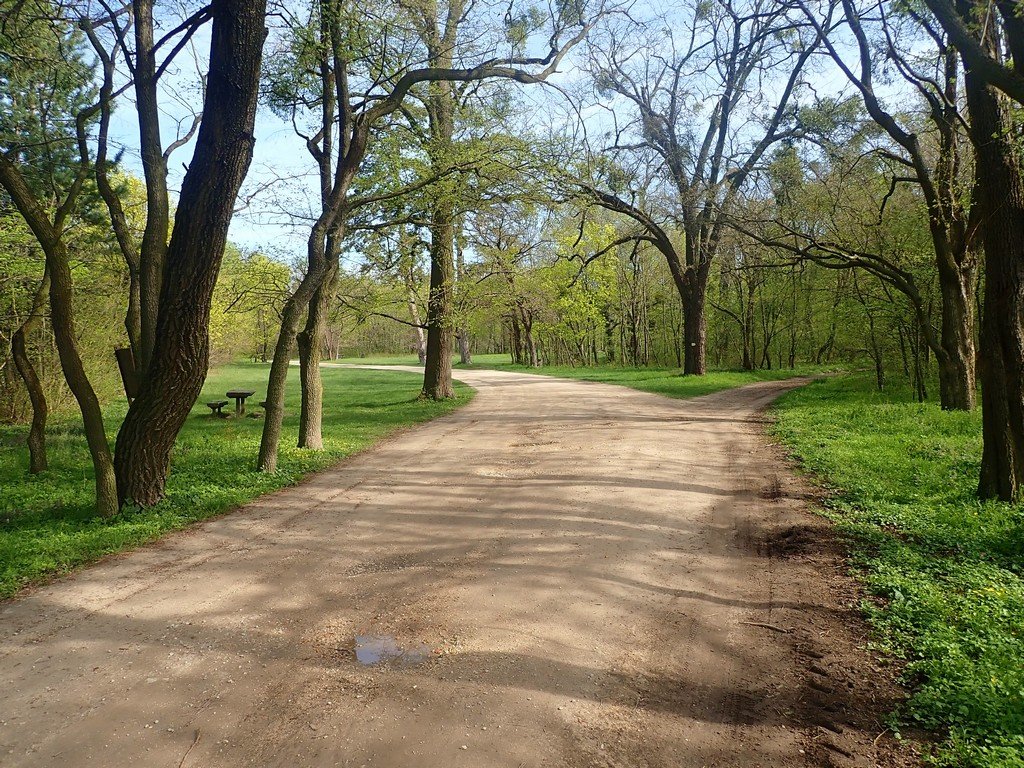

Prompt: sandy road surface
[{"left": 0, "top": 369, "right": 908, "bottom": 768}]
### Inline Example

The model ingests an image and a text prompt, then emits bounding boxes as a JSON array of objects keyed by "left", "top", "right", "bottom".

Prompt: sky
[
  {"left": 105, "top": 5, "right": 596, "bottom": 264},
  {"left": 103, "top": 0, "right": 867, "bottom": 266}
]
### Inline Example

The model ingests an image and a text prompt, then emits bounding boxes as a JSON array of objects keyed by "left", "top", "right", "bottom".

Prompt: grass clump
[
  {"left": 0, "top": 363, "right": 470, "bottom": 599},
  {"left": 772, "top": 374, "right": 1024, "bottom": 767}
]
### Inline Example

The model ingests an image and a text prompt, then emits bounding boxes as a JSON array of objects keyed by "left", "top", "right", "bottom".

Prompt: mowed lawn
[
  {"left": 773, "top": 375, "right": 1024, "bottom": 767},
  {"left": 0, "top": 363, "right": 471, "bottom": 599}
]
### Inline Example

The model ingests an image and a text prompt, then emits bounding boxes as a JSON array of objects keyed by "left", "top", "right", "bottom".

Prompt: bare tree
[{"left": 579, "top": 0, "right": 828, "bottom": 374}]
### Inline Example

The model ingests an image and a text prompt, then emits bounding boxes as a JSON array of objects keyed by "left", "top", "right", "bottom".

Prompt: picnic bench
[
  {"left": 206, "top": 400, "right": 229, "bottom": 416},
  {"left": 226, "top": 389, "right": 256, "bottom": 416}
]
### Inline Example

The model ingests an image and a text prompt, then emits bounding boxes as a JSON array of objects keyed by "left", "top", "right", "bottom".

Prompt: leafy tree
[
  {"left": 0, "top": 0, "right": 117, "bottom": 513},
  {"left": 577, "top": 0, "right": 828, "bottom": 374}
]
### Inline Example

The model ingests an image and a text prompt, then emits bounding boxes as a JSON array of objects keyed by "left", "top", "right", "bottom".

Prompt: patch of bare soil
[
  {"left": 747, "top": 441, "right": 924, "bottom": 768},
  {"left": 0, "top": 368, "right": 920, "bottom": 767}
]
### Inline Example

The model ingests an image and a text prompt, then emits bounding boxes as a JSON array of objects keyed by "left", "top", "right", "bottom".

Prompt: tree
[
  {"left": 404, "top": 0, "right": 603, "bottom": 399},
  {"left": 255, "top": 0, "right": 602, "bottom": 471},
  {"left": 112, "top": 0, "right": 269, "bottom": 506},
  {"left": 0, "top": 0, "right": 118, "bottom": 514},
  {"left": 797, "top": 0, "right": 978, "bottom": 410},
  {"left": 579, "top": 0, "right": 827, "bottom": 374},
  {"left": 956, "top": 4, "right": 1024, "bottom": 500},
  {"left": 914, "top": 0, "right": 1024, "bottom": 498}
]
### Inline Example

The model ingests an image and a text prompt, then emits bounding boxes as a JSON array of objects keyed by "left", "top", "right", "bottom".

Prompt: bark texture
[
  {"left": 11, "top": 267, "right": 50, "bottom": 473},
  {"left": 422, "top": 201, "right": 456, "bottom": 399},
  {"left": 0, "top": 158, "right": 117, "bottom": 516},
  {"left": 298, "top": 260, "right": 339, "bottom": 449},
  {"left": 936, "top": 262, "right": 977, "bottom": 411},
  {"left": 964, "top": 66, "right": 1024, "bottom": 501},
  {"left": 132, "top": 0, "right": 171, "bottom": 377},
  {"left": 114, "top": 0, "right": 267, "bottom": 506},
  {"left": 683, "top": 279, "right": 709, "bottom": 376}
]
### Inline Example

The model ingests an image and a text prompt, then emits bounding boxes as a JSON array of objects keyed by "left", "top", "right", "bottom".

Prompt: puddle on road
[{"left": 354, "top": 635, "right": 432, "bottom": 665}]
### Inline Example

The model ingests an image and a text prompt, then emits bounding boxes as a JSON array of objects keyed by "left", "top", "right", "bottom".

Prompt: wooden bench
[{"left": 206, "top": 400, "right": 229, "bottom": 416}]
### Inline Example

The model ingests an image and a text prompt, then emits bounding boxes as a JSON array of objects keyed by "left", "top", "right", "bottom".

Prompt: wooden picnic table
[{"left": 226, "top": 389, "right": 256, "bottom": 416}]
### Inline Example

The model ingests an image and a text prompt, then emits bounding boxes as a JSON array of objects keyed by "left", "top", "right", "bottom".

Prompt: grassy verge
[
  {"left": 0, "top": 363, "right": 471, "bottom": 599},
  {"left": 772, "top": 374, "right": 1024, "bottom": 767}
]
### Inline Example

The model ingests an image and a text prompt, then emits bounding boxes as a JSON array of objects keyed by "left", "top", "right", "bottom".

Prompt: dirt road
[{"left": 0, "top": 369, "right": 909, "bottom": 767}]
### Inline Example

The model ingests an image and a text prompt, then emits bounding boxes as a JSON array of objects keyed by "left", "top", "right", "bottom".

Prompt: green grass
[
  {"left": 0, "top": 363, "right": 471, "bottom": 599},
  {"left": 331, "top": 353, "right": 425, "bottom": 366},
  {"left": 772, "top": 375, "right": 1024, "bottom": 767},
  {"left": 460, "top": 353, "right": 819, "bottom": 398},
  {"left": 330, "top": 352, "right": 817, "bottom": 398}
]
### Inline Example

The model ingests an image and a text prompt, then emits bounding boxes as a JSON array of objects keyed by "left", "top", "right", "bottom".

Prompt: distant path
[{"left": 0, "top": 369, "right": 906, "bottom": 767}]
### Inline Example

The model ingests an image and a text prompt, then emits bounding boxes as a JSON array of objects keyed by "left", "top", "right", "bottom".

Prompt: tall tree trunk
[
  {"left": 964, "top": 68, "right": 1024, "bottom": 501},
  {"left": 405, "top": 274, "right": 427, "bottom": 364},
  {"left": 422, "top": 202, "right": 456, "bottom": 399},
  {"left": 936, "top": 259, "right": 978, "bottom": 410},
  {"left": 258, "top": 237, "right": 331, "bottom": 472},
  {"left": 11, "top": 267, "right": 50, "bottom": 474},
  {"left": 420, "top": 13, "right": 459, "bottom": 399},
  {"left": 50, "top": 242, "right": 118, "bottom": 514},
  {"left": 115, "top": 0, "right": 268, "bottom": 505},
  {"left": 297, "top": 258, "right": 339, "bottom": 449},
  {"left": 133, "top": 0, "right": 171, "bottom": 378},
  {"left": 0, "top": 163, "right": 117, "bottom": 516},
  {"left": 457, "top": 331, "right": 471, "bottom": 365},
  {"left": 682, "top": 275, "right": 708, "bottom": 375}
]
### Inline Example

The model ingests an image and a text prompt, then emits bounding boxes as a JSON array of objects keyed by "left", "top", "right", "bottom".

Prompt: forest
[{"left": 1, "top": 0, "right": 1023, "bottom": 764}]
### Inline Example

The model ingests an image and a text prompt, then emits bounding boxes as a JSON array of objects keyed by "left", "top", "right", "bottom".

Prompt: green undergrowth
[
  {"left": 772, "top": 374, "right": 1024, "bottom": 767},
  {"left": 0, "top": 363, "right": 470, "bottom": 599}
]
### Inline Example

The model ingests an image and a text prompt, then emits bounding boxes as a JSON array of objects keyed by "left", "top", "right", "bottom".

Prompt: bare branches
[{"left": 363, "top": 14, "right": 600, "bottom": 125}]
